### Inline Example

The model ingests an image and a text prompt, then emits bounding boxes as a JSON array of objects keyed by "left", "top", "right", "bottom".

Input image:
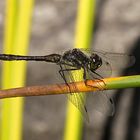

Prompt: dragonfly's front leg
[
  {"left": 59, "top": 65, "right": 80, "bottom": 93},
  {"left": 90, "top": 70, "right": 106, "bottom": 87},
  {"left": 83, "top": 68, "right": 106, "bottom": 90}
]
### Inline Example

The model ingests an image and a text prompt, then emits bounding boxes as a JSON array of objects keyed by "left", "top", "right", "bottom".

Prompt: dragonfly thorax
[
  {"left": 89, "top": 53, "right": 102, "bottom": 71},
  {"left": 61, "top": 49, "right": 90, "bottom": 68}
]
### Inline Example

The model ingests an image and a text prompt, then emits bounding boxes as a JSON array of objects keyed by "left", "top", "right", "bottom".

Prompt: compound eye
[
  {"left": 90, "top": 53, "right": 100, "bottom": 63},
  {"left": 90, "top": 53, "right": 102, "bottom": 70}
]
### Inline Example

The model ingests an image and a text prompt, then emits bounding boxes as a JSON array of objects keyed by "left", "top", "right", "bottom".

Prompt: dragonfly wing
[
  {"left": 77, "top": 48, "right": 135, "bottom": 71},
  {"left": 87, "top": 91, "right": 115, "bottom": 116},
  {"left": 60, "top": 64, "right": 114, "bottom": 120},
  {"left": 67, "top": 93, "right": 89, "bottom": 121},
  {"left": 86, "top": 71, "right": 115, "bottom": 116},
  {"left": 94, "top": 50, "right": 135, "bottom": 70},
  {"left": 61, "top": 64, "right": 89, "bottom": 121}
]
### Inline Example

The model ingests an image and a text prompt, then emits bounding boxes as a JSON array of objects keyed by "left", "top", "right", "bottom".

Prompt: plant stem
[{"left": 0, "top": 75, "right": 139, "bottom": 99}]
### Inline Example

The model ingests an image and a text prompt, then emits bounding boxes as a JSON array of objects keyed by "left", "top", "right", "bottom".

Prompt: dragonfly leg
[
  {"left": 59, "top": 65, "right": 69, "bottom": 85},
  {"left": 58, "top": 65, "right": 80, "bottom": 92},
  {"left": 83, "top": 67, "right": 87, "bottom": 80},
  {"left": 81, "top": 67, "right": 99, "bottom": 89},
  {"left": 83, "top": 68, "right": 106, "bottom": 90},
  {"left": 91, "top": 71, "right": 106, "bottom": 86},
  {"left": 82, "top": 68, "right": 100, "bottom": 89}
]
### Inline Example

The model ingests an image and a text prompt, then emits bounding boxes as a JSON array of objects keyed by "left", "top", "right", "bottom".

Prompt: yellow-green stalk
[
  {"left": 0, "top": 1, "right": 34, "bottom": 140},
  {"left": 64, "top": 0, "right": 96, "bottom": 140}
]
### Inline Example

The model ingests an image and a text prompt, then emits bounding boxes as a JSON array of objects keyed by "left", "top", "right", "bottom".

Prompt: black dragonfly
[{"left": 0, "top": 48, "right": 135, "bottom": 121}]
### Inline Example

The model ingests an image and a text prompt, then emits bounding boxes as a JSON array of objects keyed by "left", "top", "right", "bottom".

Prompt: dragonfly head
[{"left": 89, "top": 53, "right": 102, "bottom": 71}]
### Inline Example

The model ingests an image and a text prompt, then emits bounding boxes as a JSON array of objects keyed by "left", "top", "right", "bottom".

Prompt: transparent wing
[
  {"left": 87, "top": 91, "right": 115, "bottom": 116},
  {"left": 67, "top": 92, "right": 89, "bottom": 121},
  {"left": 86, "top": 70, "right": 115, "bottom": 116},
  {"left": 62, "top": 65, "right": 115, "bottom": 120},
  {"left": 94, "top": 50, "right": 135, "bottom": 70},
  {"left": 60, "top": 64, "right": 89, "bottom": 121},
  {"left": 78, "top": 48, "right": 135, "bottom": 71}
]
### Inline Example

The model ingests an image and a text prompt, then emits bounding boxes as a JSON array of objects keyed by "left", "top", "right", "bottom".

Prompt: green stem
[{"left": 104, "top": 75, "right": 140, "bottom": 89}]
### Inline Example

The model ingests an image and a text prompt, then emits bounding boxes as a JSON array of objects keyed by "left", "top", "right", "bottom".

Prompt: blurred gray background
[{"left": 0, "top": 0, "right": 140, "bottom": 140}]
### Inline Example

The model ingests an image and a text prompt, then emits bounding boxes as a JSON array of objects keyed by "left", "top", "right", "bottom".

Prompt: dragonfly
[{"left": 0, "top": 48, "right": 135, "bottom": 121}]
